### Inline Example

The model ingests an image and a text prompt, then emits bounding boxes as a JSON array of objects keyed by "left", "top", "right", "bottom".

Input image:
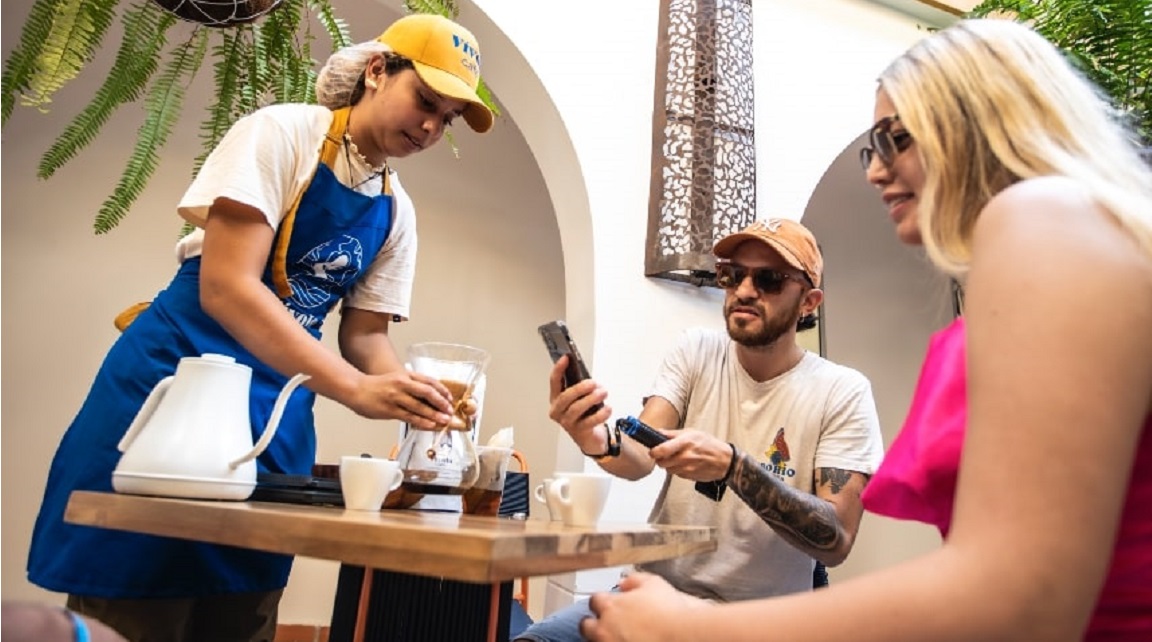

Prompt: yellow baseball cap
[{"left": 378, "top": 14, "right": 494, "bottom": 133}]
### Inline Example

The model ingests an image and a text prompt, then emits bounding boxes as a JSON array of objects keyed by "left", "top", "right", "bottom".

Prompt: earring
[{"left": 365, "top": 78, "right": 377, "bottom": 90}]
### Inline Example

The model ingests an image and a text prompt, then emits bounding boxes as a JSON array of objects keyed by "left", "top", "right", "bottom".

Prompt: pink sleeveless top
[{"left": 862, "top": 318, "right": 1152, "bottom": 639}]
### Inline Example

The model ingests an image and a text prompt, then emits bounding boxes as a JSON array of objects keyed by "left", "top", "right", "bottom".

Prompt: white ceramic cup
[
  {"left": 533, "top": 478, "right": 564, "bottom": 522},
  {"left": 340, "top": 456, "right": 402, "bottom": 511},
  {"left": 545, "top": 472, "right": 612, "bottom": 526}
]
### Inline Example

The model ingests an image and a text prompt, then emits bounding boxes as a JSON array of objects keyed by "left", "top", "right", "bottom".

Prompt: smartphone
[
  {"left": 538, "top": 320, "right": 592, "bottom": 389},
  {"left": 538, "top": 320, "right": 606, "bottom": 420}
]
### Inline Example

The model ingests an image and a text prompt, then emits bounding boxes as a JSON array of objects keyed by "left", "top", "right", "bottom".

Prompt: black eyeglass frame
[
  {"left": 714, "top": 262, "right": 813, "bottom": 293},
  {"left": 859, "top": 114, "right": 913, "bottom": 170}
]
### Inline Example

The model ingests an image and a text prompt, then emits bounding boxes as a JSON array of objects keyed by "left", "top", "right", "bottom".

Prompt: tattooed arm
[
  {"left": 645, "top": 424, "right": 871, "bottom": 566},
  {"left": 727, "top": 450, "right": 870, "bottom": 567}
]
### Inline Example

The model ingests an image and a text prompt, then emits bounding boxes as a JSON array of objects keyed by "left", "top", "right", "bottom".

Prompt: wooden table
[{"left": 65, "top": 491, "right": 716, "bottom": 641}]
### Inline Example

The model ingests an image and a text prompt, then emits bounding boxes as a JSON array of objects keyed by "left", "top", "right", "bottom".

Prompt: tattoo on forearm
[{"left": 728, "top": 453, "right": 842, "bottom": 552}]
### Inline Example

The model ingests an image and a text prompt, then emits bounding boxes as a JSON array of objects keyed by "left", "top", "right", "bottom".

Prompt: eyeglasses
[
  {"left": 859, "top": 115, "right": 914, "bottom": 170},
  {"left": 714, "top": 263, "right": 809, "bottom": 293}
]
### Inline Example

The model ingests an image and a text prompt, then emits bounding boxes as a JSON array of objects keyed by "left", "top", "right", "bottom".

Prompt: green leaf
[
  {"left": 477, "top": 78, "right": 501, "bottom": 118},
  {"left": 309, "top": 0, "right": 351, "bottom": 49},
  {"left": 196, "top": 28, "right": 248, "bottom": 174},
  {"left": 968, "top": 0, "right": 1151, "bottom": 143},
  {"left": 241, "top": 22, "right": 271, "bottom": 112},
  {"left": 94, "top": 26, "right": 207, "bottom": 234},
  {"left": 39, "top": 3, "right": 176, "bottom": 179},
  {"left": 262, "top": 0, "right": 308, "bottom": 104},
  {"left": 25, "top": 0, "right": 117, "bottom": 111},
  {"left": 405, "top": 0, "right": 458, "bottom": 19},
  {"left": 1, "top": 0, "right": 65, "bottom": 125}
]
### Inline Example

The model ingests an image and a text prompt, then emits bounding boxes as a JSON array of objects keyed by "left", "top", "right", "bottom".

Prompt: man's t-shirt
[{"left": 639, "top": 327, "right": 885, "bottom": 602}]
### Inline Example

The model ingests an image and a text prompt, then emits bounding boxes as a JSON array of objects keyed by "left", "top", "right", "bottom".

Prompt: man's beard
[{"left": 724, "top": 295, "right": 802, "bottom": 348}]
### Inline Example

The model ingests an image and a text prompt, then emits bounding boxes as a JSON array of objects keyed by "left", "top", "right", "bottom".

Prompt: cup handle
[
  {"left": 388, "top": 470, "right": 403, "bottom": 492},
  {"left": 547, "top": 478, "right": 571, "bottom": 506},
  {"left": 534, "top": 478, "right": 555, "bottom": 502}
]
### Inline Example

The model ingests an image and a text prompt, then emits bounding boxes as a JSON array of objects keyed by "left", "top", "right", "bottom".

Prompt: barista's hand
[
  {"left": 581, "top": 572, "right": 709, "bottom": 642},
  {"left": 347, "top": 371, "right": 455, "bottom": 429},
  {"left": 548, "top": 356, "right": 612, "bottom": 453},
  {"left": 649, "top": 429, "right": 735, "bottom": 482}
]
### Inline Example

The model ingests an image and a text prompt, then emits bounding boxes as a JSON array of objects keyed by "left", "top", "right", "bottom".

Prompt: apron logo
[{"left": 286, "top": 236, "right": 365, "bottom": 328}]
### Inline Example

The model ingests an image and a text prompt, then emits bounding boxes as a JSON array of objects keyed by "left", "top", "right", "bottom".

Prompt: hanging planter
[{"left": 151, "top": 0, "right": 285, "bottom": 26}]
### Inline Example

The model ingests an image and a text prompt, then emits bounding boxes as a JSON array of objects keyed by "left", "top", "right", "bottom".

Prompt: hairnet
[{"left": 315, "top": 41, "right": 392, "bottom": 109}]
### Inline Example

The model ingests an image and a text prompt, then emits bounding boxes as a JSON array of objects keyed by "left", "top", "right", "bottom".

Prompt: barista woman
[{"left": 26, "top": 14, "right": 494, "bottom": 642}]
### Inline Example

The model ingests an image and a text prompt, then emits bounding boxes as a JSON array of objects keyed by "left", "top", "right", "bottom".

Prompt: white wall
[{"left": 755, "top": 0, "right": 945, "bottom": 219}]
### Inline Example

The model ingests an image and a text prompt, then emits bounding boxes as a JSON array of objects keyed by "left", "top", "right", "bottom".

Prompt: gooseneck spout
[{"left": 228, "top": 373, "right": 311, "bottom": 470}]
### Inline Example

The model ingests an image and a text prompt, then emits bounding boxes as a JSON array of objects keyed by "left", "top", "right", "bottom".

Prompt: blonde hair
[{"left": 879, "top": 19, "right": 1152, "bottom": 277}]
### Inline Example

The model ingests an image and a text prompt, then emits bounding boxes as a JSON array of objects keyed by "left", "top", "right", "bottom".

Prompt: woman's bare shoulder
[{"left": 974, "top": 177, "right": 1149, "bottom": 285}]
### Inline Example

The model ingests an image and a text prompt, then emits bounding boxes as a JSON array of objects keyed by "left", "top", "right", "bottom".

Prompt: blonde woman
[{"left": 582, "top": 19, "right": 1152, "bottom": 642}]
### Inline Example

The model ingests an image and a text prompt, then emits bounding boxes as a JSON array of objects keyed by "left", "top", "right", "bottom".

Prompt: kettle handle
[
  {"left": 228, "top": 373, "right": 311, "bottom": 470},
  {"left": 118, "top": 375, "right": 175, "bottom": 453}
]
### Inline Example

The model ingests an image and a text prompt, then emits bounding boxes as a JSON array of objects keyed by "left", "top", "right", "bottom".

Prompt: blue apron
[{"left": 27, "top": 107, "right": 395, "bottom": 598}]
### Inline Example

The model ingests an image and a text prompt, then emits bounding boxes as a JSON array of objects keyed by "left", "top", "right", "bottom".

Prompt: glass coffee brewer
[{"left": 392, "top": 342, "right": 489, "bottom": 507}]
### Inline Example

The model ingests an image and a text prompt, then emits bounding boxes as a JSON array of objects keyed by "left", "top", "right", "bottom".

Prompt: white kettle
[{"left": 112, "top": 353, "right": 310, "bottom": 500}]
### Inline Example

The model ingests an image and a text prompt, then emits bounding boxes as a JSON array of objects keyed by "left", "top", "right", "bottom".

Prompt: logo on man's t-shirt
[{"left": 761, "top": 427, "right": 796, "bottom": 478}]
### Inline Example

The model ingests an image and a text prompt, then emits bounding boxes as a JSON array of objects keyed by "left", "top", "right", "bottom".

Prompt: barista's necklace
[{"left": 343, "top": 131, "right": 387, "bottom": 190}]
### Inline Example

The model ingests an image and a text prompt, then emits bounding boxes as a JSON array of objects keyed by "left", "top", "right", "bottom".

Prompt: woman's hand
[
  {"left": 580, "top": 573, "right": 709, "bottom": 642},
  {"left": 346, "top": 370, "right": 456, "bottom": 428}
]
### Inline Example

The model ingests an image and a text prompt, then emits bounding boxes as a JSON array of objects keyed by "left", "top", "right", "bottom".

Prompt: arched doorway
[{"left": 801, "top": 132, "right": 951, "bottom": 579}]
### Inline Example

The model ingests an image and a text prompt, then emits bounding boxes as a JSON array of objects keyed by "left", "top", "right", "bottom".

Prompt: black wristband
[
  {"left": 695, "top": 443, "right": 737, "bottom": 502},
  {"left": 581, "top": 422, "right": 621, "bottom": 460},
  {"left": 719, "top": 442, "right": 738, "bottom": 483}
]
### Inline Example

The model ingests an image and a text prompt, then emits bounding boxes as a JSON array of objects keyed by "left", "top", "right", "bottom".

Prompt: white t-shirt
[
  {"left": 637, "top": 327, "right": 885, "bottom": 602},
  {"left": 174, "top": 104, "right": 418, "bottom": 319}
]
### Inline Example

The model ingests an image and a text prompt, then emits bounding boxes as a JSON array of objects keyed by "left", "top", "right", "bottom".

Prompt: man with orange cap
[{"left": 521, "top": 219, "right": 884, "bottom": 642}]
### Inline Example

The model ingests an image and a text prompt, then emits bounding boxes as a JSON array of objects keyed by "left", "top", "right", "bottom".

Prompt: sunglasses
[
  {"left": 859, "top": 114, "right": 914, "bottom": 170},
  {"left": 715, "top": 263, "right": 809, "bottom": 294}
]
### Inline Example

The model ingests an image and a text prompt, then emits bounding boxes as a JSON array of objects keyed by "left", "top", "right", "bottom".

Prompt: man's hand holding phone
[{"left": 547, "top": 355, "right": 613, "bottom": 453}]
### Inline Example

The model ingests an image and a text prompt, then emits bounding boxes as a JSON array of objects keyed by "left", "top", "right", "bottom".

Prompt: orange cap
[{"left": 712, "top": 219, "right": 823, "bottom": 287}]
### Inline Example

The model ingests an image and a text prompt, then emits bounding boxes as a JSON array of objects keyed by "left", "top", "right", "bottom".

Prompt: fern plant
[
  {"left": 968, "top": 0, "right": 1151, "bottom": 144},
  {"left": 2, "top": 0, "right": 498, "bottom": 234}
]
